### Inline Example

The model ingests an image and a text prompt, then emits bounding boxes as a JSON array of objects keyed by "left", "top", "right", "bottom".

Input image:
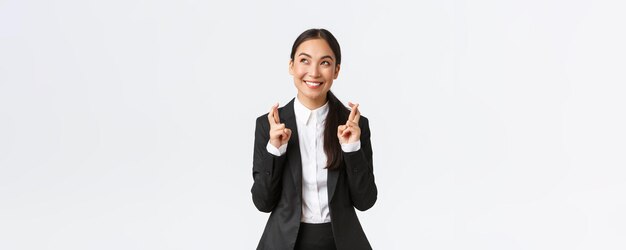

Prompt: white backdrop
[{"left": 1, "top": 0, "right": 625, "bottom": 249}]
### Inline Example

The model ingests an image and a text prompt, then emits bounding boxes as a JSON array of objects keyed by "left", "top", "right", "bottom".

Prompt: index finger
[
  {"left": 348, "top": 103, "right": 359, "bottom": 122},
  {"left": 353, "top": 106, "right": 361, "bottom": 124},
  {"left": 273, "top": 104, "right": 281, "bottom": 124},
  {"left": 268, "top": 103, "right": 278, "bottom": 125}
]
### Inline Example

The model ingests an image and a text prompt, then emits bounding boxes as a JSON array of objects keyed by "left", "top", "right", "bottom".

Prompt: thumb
[
  {"left": 284, "top": 128, "right": 292, "bottom": 137},
  {"left": 337, "top": 125, "right": 345, "bottom": 133}
]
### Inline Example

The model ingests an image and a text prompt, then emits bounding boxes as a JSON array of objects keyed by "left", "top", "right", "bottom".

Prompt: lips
[{"left": 304, "top": 80, "right": 323, "bottom": 89}]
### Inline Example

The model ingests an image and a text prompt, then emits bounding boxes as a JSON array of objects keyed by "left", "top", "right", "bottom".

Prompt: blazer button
[{"left": 265, "top": 171, "right": 271, "bottom": 175}]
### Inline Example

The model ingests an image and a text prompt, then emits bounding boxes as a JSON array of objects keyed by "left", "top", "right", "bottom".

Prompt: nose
[{"left": 308, "top": 64, "right": 321, "bottom": 78}]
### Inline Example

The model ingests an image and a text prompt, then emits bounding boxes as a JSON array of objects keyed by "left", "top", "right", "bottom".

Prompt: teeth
[{"left": 305, "top": 81, "right": 321, "bottom": 86}]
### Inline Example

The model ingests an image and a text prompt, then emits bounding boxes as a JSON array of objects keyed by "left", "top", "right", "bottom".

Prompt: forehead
[{"left": 295, "top": 39, "right": 335, "bottom": 58}]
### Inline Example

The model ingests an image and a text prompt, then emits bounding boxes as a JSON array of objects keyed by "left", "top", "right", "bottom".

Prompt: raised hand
[
  {"left": 268, "top": 103, "right": 292, "bottom": 148},
  {"left": 337, "top": 102, "right": 361, "bottom": 144}
]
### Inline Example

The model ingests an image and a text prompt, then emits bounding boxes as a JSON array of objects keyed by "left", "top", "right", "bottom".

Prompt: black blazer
[{"left": 251, "top": 98, "right": 378, "bottom": 250}]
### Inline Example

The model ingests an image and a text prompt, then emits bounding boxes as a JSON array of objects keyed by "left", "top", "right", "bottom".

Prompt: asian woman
[{"left": 251, "top": 28, "right": 377, "bottom": 250}]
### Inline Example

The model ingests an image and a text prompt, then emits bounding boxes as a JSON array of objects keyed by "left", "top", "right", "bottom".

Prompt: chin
[{"left": 305, "top": 88, "right": 328, "bottom": 96}]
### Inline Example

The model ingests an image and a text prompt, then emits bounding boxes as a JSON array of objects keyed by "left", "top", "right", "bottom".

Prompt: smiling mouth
[{"left": 304, "top": 80, "right": 323, "bottom": 88}]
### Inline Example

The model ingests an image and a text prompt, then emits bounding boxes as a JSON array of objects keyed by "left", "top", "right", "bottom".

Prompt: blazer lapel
[
  {"left": 327, "top": 165, "right": 339, "bottom": 202},
  {"left": 281, "top": 99, "right": 302, "bottom": 197}
]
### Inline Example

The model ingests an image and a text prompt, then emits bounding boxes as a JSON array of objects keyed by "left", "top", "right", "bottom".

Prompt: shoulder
[
  {"left": 359, "top": 115, "right": 370, "bottom": 130},
  {"left": 255, "top": 113, "right": 268, "bottom": 124},
  {"left": 255, "top": 113, "right": 270, "bottom": 133}
]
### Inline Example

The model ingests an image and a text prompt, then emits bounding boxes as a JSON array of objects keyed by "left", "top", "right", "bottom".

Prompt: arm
[
  {"left": 344, "top": 117, "right": 378, "bottom": 211},
  {"left": 250, "top": 115, "right": 287, "bottom": 213}
]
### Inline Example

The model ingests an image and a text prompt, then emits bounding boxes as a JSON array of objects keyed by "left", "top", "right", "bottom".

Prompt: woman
[{"left": 251, "top": 28, "right": 377, "bottom": 250}]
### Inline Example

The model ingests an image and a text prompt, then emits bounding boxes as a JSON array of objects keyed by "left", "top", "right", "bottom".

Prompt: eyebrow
[{"left": 298, "top": 52, "right": 334, "bottom": 61}]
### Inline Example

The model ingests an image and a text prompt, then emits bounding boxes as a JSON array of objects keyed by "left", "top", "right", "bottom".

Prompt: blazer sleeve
[
  {"left": 251, "top": 115, "right": 288, "bottom": 213},
  {"left": 343, "top": 117, "right": 378, "bottom": 211}
]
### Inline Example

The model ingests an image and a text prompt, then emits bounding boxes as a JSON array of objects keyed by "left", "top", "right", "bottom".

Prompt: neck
[{"left": 297, "top": 93, "right": 327, "bottom": 110}]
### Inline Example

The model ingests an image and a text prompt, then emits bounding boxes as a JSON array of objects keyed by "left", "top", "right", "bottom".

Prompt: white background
[{"left": 1, "top": 0, "right": 625, "bottom": 249}]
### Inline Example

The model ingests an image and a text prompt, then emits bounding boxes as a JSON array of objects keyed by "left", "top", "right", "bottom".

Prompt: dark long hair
[{"left": 290, "top": 28, "right": 349, "bottom": 170}]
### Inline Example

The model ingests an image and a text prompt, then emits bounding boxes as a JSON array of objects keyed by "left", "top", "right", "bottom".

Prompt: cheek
[
  {"left": 292, "top": 66, "right": 306, "bottom": 78},
  {"left": 323, "top": 68, "right": 335, "bottom": 78}
]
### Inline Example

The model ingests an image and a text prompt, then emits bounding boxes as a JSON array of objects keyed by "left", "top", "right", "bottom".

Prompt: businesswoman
[{"left": 251, "top": 29, "right": 378, "bottom": 250}]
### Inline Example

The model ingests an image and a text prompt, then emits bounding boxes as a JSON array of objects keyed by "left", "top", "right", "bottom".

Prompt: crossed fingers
[
  {"left": 267, "top": 103, "right": 291, "bottom": 147},
  {"left": 338, "top": 102, "right": 361, "bottom": 141},
  {"left": 347, "top": 102, "right": 360, "bottom": 125}
]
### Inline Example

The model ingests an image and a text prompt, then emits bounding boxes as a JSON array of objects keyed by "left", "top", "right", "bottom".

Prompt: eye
[
  {"left": 321, "top": 61, "right": 331, "bottom": 66},
  {"left": 300, "top": 58, "right": 309, "bottom": 64}
]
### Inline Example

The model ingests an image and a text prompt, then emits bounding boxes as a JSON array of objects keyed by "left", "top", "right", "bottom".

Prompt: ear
[
  {"left": 334, "top": 64, "right": 341, "bottom": 79},
  {"left": 289, "top": 59, "right": 294, "bottom": 76}
]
